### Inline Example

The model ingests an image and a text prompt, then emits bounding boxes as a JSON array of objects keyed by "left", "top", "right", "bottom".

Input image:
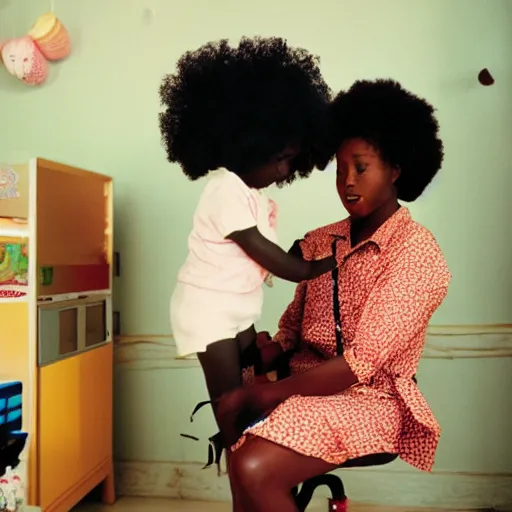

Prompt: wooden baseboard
[{"left": 115, "top": 460, "right": 512, "bottom": 510}]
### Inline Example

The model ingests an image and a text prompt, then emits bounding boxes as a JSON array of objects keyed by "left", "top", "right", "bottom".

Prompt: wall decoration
[
  {"left": 478, "top": 68, "right": 495, "bottom": 86},
  {"left": 1, "top": 36, "right": 47, "bottom": 86},
  {"left": 0, "top": 242, "right": 28, "bottom": 299},
  {"left": 0, "top": 12, "right": 70, "bottom": 86},
  {"left": 28, "top": 12, "right": 70, "bottom": 61},
  {"left": 0, "top": 166, "right": 20, "bottom": 201}
]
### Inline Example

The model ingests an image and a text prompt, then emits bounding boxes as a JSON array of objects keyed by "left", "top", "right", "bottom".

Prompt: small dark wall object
[
  {"left": 113, "top": 252, "right": 121, "bottom": 277},
  {"left": 113, "top": 311, "right": 121, "bottom": 336},
  {"left": 478, "top": 68, "right": 495, "bottom": 86}
]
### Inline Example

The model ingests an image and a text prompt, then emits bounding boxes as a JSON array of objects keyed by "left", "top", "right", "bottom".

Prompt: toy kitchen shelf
[{"left": 0, "top": 159, "right": 115, "bottom": 511}]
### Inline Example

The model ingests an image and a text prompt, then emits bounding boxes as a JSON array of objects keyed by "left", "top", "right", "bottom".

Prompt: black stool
[{"left": 292, "top": 452, "right": 398, "bottom": 511}]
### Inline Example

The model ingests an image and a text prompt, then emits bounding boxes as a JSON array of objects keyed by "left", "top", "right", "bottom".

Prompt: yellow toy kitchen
[{"left": 0, "top": 158, "right": 115, "bottom": 511}]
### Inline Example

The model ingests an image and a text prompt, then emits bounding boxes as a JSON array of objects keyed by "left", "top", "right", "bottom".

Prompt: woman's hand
[
  {"left": 259, "top": 343, "right": 283, "bottom": 373},
  {"left": 216, "top": 384, "right": 281, "bottom": 447},
  {"left": 215, "top": 387, "right": 250, "bottom": 447},
  {"left": 257, "top": 332, "right": 284, "bottom": 373}
]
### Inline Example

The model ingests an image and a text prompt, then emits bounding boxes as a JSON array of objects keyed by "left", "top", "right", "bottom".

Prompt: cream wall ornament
[{"left": 0, "top": 12, "right": 71, "bottom": 86}]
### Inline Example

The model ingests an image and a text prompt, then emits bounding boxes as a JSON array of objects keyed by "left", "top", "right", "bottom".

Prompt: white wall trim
[
  {"left": 114, "top": 324, "right": 512, "bottom": 370},
  {"left": 115, "top": 460, "right": 512, "bottom": 510}
]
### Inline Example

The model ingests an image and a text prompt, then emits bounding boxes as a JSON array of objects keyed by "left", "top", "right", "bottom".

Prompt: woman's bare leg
[
  {"left": 227, "top": 451, "right": 255, "bottom": 512},
  {"left": 230, "top": 436, "right": 338, "bottom": 512}
]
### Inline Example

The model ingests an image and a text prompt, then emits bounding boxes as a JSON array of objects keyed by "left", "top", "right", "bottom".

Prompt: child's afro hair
[
  {"left": 328, "top": 79, "right": 444, "bottom": 202},
  {"left": 159, "top": 37, "right": 331, "bottom": 183}
]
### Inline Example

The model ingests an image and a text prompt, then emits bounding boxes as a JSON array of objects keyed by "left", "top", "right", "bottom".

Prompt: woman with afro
[
  {"left": 215, "top": 79, "right": 451, "bottom": 511},
  {"left": 159, "top": 37, "right": 338, "bottom": 454}
]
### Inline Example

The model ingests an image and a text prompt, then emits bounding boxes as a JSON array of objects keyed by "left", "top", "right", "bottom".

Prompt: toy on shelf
[
  {"left": 0, "top": 242, "right": 28, "bottom": 299},
  {"left": 0, "top": 429, "right": 26, "bottom": 479},
  {"left": 0, "top": 382, "right": 22, "bottom": 433},
  {"left": 0, "top": 382, "right": 27, "bottom": 512},
  {"left": 0, "top": 166, "right": 22, "bottom": 202}
]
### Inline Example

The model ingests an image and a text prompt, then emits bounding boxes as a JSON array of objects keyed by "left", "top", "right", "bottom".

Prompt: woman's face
[{"left": 336, "top": 138, "right": 399, "bottom": 219}]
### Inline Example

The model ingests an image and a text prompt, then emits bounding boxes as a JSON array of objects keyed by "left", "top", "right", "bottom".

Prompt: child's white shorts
[{"left": 170, "top": 282, "right": 263, "bottom": 357}]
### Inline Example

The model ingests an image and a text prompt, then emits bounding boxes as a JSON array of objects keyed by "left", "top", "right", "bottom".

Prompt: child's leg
[
  {"left": 237, "top": 324, "right": 257, "bottom": 353},
  {"left": 197, "top": 338, "right": 243, "bottom": 425},
  {"left": 197, "top": 338, "right": 248, "bottom": 512},
  {"left": 237, "top": 324, "right": 260, "bottom": 374}
]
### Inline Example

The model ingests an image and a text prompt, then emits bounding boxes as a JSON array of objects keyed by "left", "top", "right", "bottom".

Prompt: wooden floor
[{"left": 72, "top": 496, "right": 469, "bottom": 512}]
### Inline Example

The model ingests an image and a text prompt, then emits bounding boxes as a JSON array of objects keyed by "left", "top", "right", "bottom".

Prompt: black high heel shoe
[
  {"left": 180, "top": 342, "right": 269, "bottom": 475},
  {"left": 180, "top": 400, "right": 224, "bottom": 476}
]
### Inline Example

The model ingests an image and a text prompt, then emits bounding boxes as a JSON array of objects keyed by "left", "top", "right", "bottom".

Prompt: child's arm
[{"left": 227, "top": 227, "right": 335, "bottom": 282}]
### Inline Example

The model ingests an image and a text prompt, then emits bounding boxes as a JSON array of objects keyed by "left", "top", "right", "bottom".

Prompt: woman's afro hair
[
  {"left": 328, "top": 79, "right": 444, "bottom": 202},
  {"left": 159, "top": 37, "right": 331, "bottom": 183}
]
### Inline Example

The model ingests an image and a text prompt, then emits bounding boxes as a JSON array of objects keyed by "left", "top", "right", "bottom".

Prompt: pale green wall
[
  {"left": 1, "top": 0, "right": 511, "bottom": 335},
  {"left": 1, "top": 0, "right": 512, "bottom": 505},
  {"left": 115, "top": 355, "right": 512, "bottom": 474}
]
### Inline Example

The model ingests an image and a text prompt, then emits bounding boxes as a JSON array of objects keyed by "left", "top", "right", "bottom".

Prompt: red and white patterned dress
[{"left": 234, "top": 207, "right": 451, "bottom": 472}]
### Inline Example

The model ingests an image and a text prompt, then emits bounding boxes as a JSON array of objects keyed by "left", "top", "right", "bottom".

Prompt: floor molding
[{"left": 115, "top": 460, "right": 512, "bottom": 510}]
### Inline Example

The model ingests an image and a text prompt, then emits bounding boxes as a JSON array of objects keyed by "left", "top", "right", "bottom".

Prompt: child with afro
[{"left": 159, "top": 37, "right": 335, "bottom": 450}]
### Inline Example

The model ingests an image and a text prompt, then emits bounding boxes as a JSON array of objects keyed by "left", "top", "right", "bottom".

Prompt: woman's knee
[
  {"left": 230, "top": 437, "right": 339, "bottom": 497},
  {"left": 230, "top": 443, "right": 277, "bottom": 491}
]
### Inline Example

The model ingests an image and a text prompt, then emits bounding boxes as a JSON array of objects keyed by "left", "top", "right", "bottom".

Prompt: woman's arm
[
  {"left": 257, "top": 237, "right": 451, "bottom": 409},
  {"left": 228, "top": 227, "right": 335, "bottom": 282}
]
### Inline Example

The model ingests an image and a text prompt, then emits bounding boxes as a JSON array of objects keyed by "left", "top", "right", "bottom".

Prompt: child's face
[{"left": 245, "top": 145, "right": 300, "bottom": 189}]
